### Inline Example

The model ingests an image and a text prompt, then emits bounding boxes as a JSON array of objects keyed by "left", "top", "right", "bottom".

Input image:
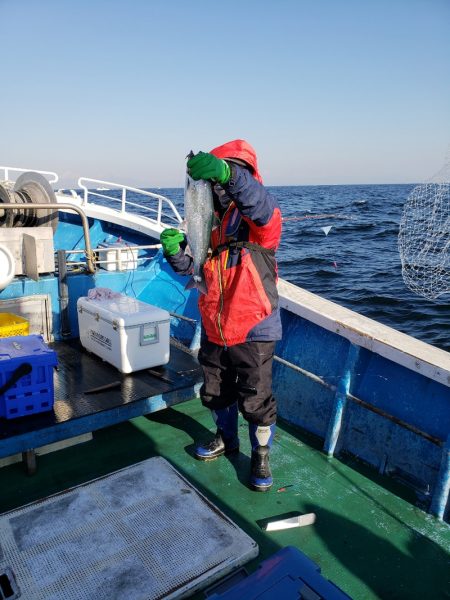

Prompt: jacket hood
[{"left": 210, "top": 139, "right": 263, "bottom": 183}]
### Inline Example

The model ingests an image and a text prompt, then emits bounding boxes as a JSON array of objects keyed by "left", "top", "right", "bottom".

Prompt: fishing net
[{"left": 398, "top": 155, "right": 450, "bottom": 300}]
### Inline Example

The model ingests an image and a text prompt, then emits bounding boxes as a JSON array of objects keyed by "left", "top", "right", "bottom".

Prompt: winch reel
[{"left": 0, "top": 171, "right": 58, "bottom": 231}]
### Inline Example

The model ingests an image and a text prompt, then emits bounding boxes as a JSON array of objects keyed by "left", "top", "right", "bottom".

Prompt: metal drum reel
[{"left": 0, "top": 172, "right": 58, "bottom": 230}]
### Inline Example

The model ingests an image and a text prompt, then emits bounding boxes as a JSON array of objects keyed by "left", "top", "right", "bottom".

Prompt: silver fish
[{"left": 184, "top": 174, "right": 214, "bottom": 294}]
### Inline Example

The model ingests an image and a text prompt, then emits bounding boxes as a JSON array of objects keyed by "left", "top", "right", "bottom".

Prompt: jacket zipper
[{"left": 216, "top": 205, "right": 232, "bottom": 347}]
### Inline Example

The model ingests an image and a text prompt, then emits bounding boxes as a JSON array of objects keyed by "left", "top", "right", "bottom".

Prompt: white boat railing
[
  {"left": 77, "top": 177, "right": 183, "bottom": 228},
  {"left": 0, "top": 166, "right": 59, "bottom": 184},
  {"left": 63, "top": 244, "right": 161, "bottom": 270},
  {"left": 0, "top": 167, "right": 182, "bottom": 228}
]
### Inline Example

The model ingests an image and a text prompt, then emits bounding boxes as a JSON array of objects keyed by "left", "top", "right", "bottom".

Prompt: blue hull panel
[{"left": 274, "top": 309, "right": 450, "bottom": 518}]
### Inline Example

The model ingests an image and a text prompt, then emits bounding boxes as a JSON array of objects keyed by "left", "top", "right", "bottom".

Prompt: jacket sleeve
[
  {"left": 164, "top": 246, "right": 193, "bottom": 276},
  {"left": 224, "top": 164, "right": 278, "bottom": 227},
  {"left": 223, "top": 163, "right": 282, "bottom": 247}
]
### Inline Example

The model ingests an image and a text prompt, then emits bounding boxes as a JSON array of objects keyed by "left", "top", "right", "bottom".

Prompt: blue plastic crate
[
  {"left": 0, "top": 335, "right": 57, "bottom": 419},
  {"left": 206, "top": 545, "right": 352, "bottom": 600}
]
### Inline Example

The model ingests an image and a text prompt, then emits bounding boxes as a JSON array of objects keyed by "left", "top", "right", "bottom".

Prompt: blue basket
[
  {"left": 206, "top": 546, "right": 352, "bottom": 600},
  {"left": 0, "top": 335, "right": 58, "bottom": 419}
]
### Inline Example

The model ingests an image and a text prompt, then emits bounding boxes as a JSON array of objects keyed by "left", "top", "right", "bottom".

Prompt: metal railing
[
  {"left": 77, "top": 177, "right": 183, "bottom": 228},
  {"left": 0, "top": 166, "right": 59, "bottom": 184},
  {"left": 64, "top": 243, "right": 161, "bottom": 270},
  {"left": 1, "top": 168, "right": 182, "bottom": 228}
]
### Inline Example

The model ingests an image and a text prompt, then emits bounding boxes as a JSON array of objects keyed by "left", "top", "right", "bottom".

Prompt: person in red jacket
[{"left": 160, "top": 140, "right": 282, "bottom": 491}]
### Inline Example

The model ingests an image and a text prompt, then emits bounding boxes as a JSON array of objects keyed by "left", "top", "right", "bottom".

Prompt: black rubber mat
[{"left": 0, "top": 339, "right": 202, "bottom": 442}]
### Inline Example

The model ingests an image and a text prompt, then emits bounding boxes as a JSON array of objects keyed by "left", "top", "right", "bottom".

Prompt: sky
[{"left": 1, "top": 0, "right": 449, "bottom": 188}]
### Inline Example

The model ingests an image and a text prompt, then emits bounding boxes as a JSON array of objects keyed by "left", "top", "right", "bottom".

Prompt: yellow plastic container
[{"left": 0, "top": 313, "right": 30, "bottom": 337}]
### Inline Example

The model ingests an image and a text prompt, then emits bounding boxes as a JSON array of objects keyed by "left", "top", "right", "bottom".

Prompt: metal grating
[{"left": 0, "top": 457, "right": 258, "bottom": 599}]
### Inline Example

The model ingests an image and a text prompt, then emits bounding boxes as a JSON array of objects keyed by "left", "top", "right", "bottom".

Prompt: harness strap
[{"left": 211, "top": 241, "right": 275, "bottom": 258}]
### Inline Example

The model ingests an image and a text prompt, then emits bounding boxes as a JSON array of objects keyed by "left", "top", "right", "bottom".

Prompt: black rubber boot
[
  {"left": 195, "top": 405, "right": 239, "bottom": 461},
  {"left": 249, "top": 423, "right": 275, "bottom": 491},
  {"left": 250, "top": 445, "right": 272, "bottom": 491},
  {"left": 195, "top": 430, "right": 239, "bottom": 461}
]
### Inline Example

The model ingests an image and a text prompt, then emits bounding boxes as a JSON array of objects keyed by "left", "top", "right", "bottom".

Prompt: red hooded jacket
[
  {"left": 210, "top": 139, "right": 263, "bottom": 183},
  {"left": 169, "top": 140, "right": 282, "bottom": 346}
]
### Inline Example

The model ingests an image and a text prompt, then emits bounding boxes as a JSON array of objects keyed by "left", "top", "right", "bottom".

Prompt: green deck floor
[{"left": 1, "top": 399, "right": 449, "bottom": 599}]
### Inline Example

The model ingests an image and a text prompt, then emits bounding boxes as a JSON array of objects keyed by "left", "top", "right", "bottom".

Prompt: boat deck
[
  {"left": 1, "top": 400, "right": 449, "bottom": 599},
  {"left": 0, "top": 339, "right": 202, "bottom": 459}
]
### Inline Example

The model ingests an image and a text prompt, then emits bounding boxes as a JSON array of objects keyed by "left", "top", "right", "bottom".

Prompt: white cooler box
[
  {"left": 98, "top": 241, "right": 138, "bottom": 271},
  {"left": 77, "top": 295, "right": 170, "bottom": 373}
]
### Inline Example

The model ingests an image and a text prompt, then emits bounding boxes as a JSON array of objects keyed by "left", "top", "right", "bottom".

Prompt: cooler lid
[
  {"left": 81, "top": 295, "right": 170, "bottom": 327},
  {"left": 0, "top": 334, "right": 56, "bottom": 363}
]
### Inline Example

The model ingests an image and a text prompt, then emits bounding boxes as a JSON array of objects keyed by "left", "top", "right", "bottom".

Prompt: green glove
[
  {"left": 187, "top": 151, "right": 231, "bottom": 184},
  {"left": 160, "top": 228, "right": 185, "bottom": 256}
]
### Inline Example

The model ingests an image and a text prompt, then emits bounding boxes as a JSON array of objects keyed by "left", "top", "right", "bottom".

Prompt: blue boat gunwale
[
  {"left": 278, "top": 278, "right": 450, "bottom": 388},
  {"left": 274, "top": 280, "right": 450, "bottom": 521}
]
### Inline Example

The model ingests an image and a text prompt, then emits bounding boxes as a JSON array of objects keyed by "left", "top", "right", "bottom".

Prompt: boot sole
[
  {"left": 194, "top": 446, "right": 240, "bottom": 462},
  {"left": 251, "top": 482, "right": 272, "bottom": 492}
]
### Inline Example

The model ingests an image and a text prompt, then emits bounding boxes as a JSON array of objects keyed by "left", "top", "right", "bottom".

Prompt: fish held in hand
[{"left": 184, "top": 174, "right": 214, "bottom": 294}]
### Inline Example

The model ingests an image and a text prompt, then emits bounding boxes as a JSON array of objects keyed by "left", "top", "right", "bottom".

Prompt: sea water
[
  {"left": 274, "top": 184, "right": 449, "bottom": 353},
  {"left": 132, "top": 184, "right": 449, "bottom": 352}
]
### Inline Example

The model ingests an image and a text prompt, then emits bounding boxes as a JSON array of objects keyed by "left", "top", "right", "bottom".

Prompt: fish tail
[{"left": 185, "top": 276, "right": 208, "bottom": 295}]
